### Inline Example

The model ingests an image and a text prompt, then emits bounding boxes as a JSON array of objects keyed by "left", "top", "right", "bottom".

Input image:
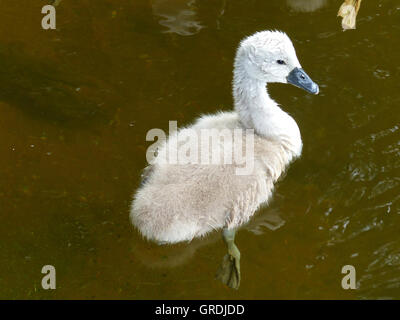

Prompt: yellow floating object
[{"left": 338, "top": 0, "right": 362, "bottom": 30}]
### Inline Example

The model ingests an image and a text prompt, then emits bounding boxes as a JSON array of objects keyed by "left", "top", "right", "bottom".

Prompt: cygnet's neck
[{"left": 233, "top": 64, "right": 302, "bottom": 157}]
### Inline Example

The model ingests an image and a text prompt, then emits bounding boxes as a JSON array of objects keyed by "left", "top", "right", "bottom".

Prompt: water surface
[{"left": 0, "top": 0, "right": 399, "bottom": 299}]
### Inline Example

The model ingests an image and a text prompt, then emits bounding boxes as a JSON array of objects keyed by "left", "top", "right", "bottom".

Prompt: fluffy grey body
[{"left": 130, "top": 31, "right": 318, "bottom": 246}]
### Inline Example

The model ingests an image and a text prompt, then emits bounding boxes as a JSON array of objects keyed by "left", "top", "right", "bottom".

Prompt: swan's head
[{"left": 236, "top": 30, "right": 319, "bottom": 94}]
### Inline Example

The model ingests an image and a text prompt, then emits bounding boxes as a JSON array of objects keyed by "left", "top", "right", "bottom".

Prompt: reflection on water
[
  {"left": 287, "top": 0, "right": 328, "bottom": 12},
  {"left": 131, "top": 209, "right": 286, "bottom": 269},
  {"left": 152, "top": 0, "right": 204, "bottom": 35},
  {"left": 0, "top": 0, "right": 399, "bottom": 299}
]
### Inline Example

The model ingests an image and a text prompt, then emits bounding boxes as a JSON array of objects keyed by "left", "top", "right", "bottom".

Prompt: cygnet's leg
[{"left": 215, "top": 228, "right": 241, "bottom": 289}]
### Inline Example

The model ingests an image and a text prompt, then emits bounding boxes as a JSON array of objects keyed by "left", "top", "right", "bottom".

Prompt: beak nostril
[{"left": 287, "top": 67, "right": 318, "bottom": 94}]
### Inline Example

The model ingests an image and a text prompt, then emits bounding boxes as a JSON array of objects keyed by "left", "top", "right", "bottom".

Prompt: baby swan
[{"left": 131, "top": 30, "right": 318, "bottom": 289}]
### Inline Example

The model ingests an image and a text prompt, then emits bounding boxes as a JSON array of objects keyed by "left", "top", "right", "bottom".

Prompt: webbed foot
[{"left": 215, "top": 228, "right": 241, "bottom": 289}]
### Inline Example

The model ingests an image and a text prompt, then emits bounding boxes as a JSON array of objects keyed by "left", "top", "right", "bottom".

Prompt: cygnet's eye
[{"left": 276, "top": 60, "right": 286, "bottom": 65}]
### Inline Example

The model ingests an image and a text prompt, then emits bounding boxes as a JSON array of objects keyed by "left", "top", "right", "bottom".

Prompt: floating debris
[
  {"left": 51, "top": 0, "right": 62, "bottom": 6},
  {"left": 338, "top": 0, "right": 362, "bottom": 30}
]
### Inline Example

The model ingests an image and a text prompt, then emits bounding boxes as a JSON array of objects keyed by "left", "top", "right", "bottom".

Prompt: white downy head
[{"left": 234, "top": 30, "right": 319, "bottom": 94}]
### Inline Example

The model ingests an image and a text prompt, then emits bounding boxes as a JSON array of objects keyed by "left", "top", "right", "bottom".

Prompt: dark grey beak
[{"left": 287, "top": 67, "right": 319, "bottom": 95}]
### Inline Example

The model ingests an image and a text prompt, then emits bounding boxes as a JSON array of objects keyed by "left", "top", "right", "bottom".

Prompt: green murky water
[{"left": 0, "top": 0, "right": 399, "bottom": 299}]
